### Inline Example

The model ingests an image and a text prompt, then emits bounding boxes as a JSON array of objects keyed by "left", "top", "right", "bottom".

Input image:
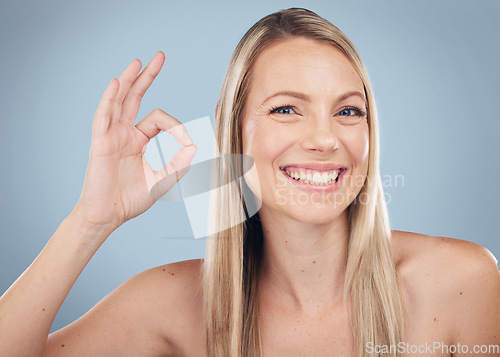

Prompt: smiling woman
[
  {"left": 205, "top": 11, "right": 406, "bottom": 356},
  {"left": 203, "top": 8, "right": 498, "bottom": 357},
  {"left": 0, "top": 6, "right": 499, "bottom": 357}
]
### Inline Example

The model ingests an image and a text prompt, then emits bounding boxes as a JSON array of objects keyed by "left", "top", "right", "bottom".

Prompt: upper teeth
[{"left": 284, "top": 168, "right": 341, "bottom": 185}]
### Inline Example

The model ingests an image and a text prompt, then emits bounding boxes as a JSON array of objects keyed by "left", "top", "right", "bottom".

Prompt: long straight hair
[{"left": 203, "top": 8, "right": 408, "bottom": 357}]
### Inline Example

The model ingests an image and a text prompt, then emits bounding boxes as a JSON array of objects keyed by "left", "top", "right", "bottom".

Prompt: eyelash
[
  {"left": 340, "top": 106, "right": 368, "bottom": 117},
  {"left": 269, "top": 104, "right": 297, "bottom": 115},
  {"left": 269, "top": 104, "right": 368, "bottom": 117}
]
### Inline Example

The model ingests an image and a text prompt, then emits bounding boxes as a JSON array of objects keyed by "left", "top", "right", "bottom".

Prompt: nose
[{"left": 301, "top": 114, "right": 339, "bottom": 153}]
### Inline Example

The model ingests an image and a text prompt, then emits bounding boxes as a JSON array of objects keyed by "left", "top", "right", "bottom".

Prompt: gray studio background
[{"left": 1, "top": 0, "right": 498, "bottom": 332}]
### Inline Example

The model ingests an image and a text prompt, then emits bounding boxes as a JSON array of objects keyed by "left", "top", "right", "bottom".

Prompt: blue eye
[
  {"left": 270, "top": 105, "right": 296, "bottom": 115},
  {"left": 339, "top": 109, "right": 354, "bottom": 116},
  {"left": 338, "top": 107, "right": 365, "bottom": 116}
]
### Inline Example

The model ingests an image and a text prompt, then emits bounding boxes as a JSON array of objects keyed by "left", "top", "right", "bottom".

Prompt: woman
[{"left": 0, "top": 7, "right": 498, "bottom": 357}]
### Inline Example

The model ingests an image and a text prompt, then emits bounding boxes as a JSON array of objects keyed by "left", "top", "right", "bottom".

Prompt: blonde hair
[{"left": 203, "top": 7, "right": 408, "bottom": 357}]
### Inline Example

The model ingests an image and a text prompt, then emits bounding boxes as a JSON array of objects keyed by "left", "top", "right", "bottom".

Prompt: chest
[
  {"left": 258, "top": 304, "right": 453, "bottom": 357},
  {"left": 258, "top": 302, "right": 354, "bottom": 357}
]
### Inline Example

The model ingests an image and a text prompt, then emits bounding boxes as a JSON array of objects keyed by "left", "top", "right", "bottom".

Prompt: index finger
[{"left": 120, "top": 51, "right": 165, "bottom": 124}]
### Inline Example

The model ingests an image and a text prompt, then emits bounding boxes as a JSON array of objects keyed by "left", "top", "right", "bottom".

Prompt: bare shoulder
[
  {"left": 45, "top": 258, "right": 205, "bottom": 356},
  {"left": 391, "top": 229, "right": 498, "bottom": 299},
  {"left": 391, "top": 229, "right": 498, "bottom": 274},
  {"left": 144, "top": 258, "right": 206, "bottom": 355},
  {"left": 391, "top": 230, "right": 500, "bottom": 349}
]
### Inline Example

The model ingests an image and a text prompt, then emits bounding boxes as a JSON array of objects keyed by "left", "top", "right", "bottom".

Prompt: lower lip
[{"left": 279, "top": 169, "right": 346, "bottom": 193}]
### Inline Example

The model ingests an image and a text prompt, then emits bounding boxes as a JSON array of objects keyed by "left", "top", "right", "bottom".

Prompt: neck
[{"left": 257, "top": 207, "right": 349, "bottom": 314}]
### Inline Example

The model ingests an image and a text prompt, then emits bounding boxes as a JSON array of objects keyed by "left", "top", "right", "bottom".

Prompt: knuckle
[
  {"left": 169, "top": 160, "right": 178, "bottom": 174},
  {"left": 131, "top": 91, "right": 144, "bottom": 101},
  {"left": 152, "top": 108, "right": 165, "bottom": 116},
  {"left": 147, "top": 71, "right": 156, "bottom": 81},
  {"left": 174, "top": 122, "right": 186, "bottom": 133},
  {"left": 123, "top": 76, "right": 135, "bottom": 87}
]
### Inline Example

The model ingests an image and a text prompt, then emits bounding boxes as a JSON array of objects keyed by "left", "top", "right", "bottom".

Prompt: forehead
[{"left": 249, "top": 37, "right": 364, "bottom": 101}]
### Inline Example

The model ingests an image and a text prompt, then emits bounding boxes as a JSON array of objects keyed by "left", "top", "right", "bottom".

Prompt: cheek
[
  {"left": 341, "top": 123, "right": 369, "bottom": 170},
  {"left": 242, "top": 118, "right": 290, "bottom": 165},
  {"left": 242, "top": 119, "right": 294, "bottom": 196}
]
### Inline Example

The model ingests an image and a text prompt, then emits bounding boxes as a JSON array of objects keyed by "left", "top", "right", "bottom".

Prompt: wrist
[{"left": 64, "top": 208, "right": 118, "bottom": 253}]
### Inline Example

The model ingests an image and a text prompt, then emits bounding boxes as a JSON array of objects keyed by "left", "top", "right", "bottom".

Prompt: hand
[{"left": 73, "top": 51, "right": 196, "bottom": 232}]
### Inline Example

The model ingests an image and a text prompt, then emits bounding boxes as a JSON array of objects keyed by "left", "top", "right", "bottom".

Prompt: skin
[{"left": 0, "top": 40, "right": 498, "bottom": 357}]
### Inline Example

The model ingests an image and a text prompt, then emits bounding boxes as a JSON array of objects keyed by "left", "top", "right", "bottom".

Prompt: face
[{"left": 241, "top": 37, "right": 369, "bottom": 225}]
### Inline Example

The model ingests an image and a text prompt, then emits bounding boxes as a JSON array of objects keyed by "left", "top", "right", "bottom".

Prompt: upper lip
[{"left": 280, "top": 163, "right": 346, "bottom": 171}]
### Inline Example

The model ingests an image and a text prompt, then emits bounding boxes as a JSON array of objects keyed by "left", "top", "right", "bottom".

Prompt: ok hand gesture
[{"left": 74, "top": 51, "right": 196, "bottom": 234}]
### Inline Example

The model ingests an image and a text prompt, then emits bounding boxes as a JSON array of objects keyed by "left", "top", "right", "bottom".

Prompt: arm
[
  {"left": 0, "top": 212, "right": 113, "bottom": 356},
  {"left": 0, "top": 51, "right": 196, "bottom": 356},
  {"left": 450, "top": 242, "right": 500, "bottom": 356},
  {"left": 43, "top": 260, "right": 204, "bottom": 357}
]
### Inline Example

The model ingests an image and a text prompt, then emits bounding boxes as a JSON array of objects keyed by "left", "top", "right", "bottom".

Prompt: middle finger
[{"left": 121, "top": 51, "right": 166, "bottom": 124}]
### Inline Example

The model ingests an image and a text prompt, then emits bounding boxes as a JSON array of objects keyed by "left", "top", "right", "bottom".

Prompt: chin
[{"left": 274, "top": 199, "right": 348, "bottom": 225}]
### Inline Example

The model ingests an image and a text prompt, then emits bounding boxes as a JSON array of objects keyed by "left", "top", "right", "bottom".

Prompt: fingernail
[{"left": 183, "top": 132, "right": 193, "bottom": 145}]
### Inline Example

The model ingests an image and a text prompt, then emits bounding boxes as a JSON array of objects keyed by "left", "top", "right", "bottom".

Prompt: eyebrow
[{"left": 260, "top": 90, "right": 366, "bottom": 106}]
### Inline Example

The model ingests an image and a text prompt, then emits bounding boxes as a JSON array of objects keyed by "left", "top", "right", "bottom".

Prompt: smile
[
  {"left": 284, "top": 167, "right": 342, "bottom": 185},
  {"left": 279, "top": 164, "right": 347, "bottom": 192}
]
